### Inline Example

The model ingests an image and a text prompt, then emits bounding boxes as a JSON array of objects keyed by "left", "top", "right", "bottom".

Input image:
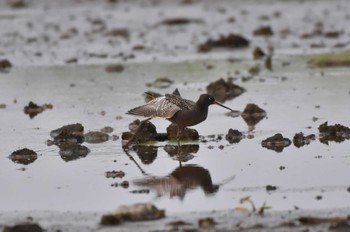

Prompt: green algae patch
[{"left": 308, "top": 50, "right": 350, "bottom": 68}]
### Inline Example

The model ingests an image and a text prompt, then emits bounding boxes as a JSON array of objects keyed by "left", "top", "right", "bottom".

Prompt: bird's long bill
[{"left": 215, "top": 101, "right": 234, "bottom": 112}]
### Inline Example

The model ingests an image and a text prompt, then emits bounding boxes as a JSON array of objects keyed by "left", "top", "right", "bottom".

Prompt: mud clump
[
  {"left": 105, "top": 64, "right": 124, "bottom": 73},
  {"left": 0, "top": 59, "right": 12, "bottom": 72},
  {"left": 9, "top": 148, "right": 37, "bottom": 165},
  {"left": 59, "top": 144, "right": 90, "bottom": 161},
  {"left": 198, "top": 217, "right": 216, "bottom": 229},
  {"left": 104, "top": 28, "right": 129, "bottom": 38},
  {"left": 206, "top": 78, "right": 245, "bottom": 103},
  {"left": 50, "top": 123, "right": 84, "bottom": 144},
  {"left": 241, "top": 103, "right": 267, "bottom": 130},
  {"left": 318, "top": 121, "right": 350, "bottom": 143},
  {"left": 293, "top": 132, "right": 316, "bottom": 148},
  {"left": 198, "top": 33, "right": 249, "bottom": 52},
  {"left": 3, "top": 223, "right": 43, "bottom": 232},
  {"left": 262, "top": 133, "right": 291, "bottom": 152},
  {"left": 158, "top": 18, "right": 203, "bottom": 26},
  {"left": 84, "top": 131, "right": 109, "bottom": 143},
  {"left": 105, "top": 170, "right": 125, "bottom": 178},
  {"left": 100, "top": 203, "right": 165, "bottom": 226},
  {"left": 253, "top": 26, "right": 274, "bottom": 36},
  {"left": 167, "top": 124, "right": 199, "bottom": 141},
  {"left": 122, "top": 120, "right": 158, "bottom": 145},
  {"left": 146, "top": 77, "right": 173, "bottom": 89},
  {"left": 225, "top": 129, "right": 244, "bottom": 144},
  {"left": 24, "top": 101, "right": 53, "bottom": 119}
]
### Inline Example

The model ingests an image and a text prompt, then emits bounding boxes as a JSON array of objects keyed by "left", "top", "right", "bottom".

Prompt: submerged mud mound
[{"left": 206, "top": 78, "right": 245, "bottom": 103}]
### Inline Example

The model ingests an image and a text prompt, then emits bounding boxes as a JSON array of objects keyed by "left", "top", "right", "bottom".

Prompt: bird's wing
[
  {"left": 165, "top": 94, "right": 195, "bottom": 110},
  {"left": 127, "top": 96, "right": 181, "bottom": 119}
]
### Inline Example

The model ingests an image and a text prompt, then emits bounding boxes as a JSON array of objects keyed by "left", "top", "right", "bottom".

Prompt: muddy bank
[{"left": 1, "top": 208, "right": 350, "bottom": 232}]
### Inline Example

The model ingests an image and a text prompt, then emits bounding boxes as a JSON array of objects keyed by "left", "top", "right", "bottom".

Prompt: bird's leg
[{"left": 176, "top": 126, "right": 181, "bottom": 147}]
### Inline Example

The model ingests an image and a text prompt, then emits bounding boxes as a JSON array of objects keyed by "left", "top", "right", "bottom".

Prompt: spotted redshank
[{"left": 127, "top": 92, "right": 234, "bottom": 142}]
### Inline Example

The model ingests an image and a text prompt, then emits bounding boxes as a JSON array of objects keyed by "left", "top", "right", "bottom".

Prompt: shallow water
[{"left": 1, "top": 57, "right": 350, "bottom": 214}]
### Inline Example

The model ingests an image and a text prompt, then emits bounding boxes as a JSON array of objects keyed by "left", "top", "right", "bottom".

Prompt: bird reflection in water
[{"left": 134, "top": 164, "right": 219, "bottom": 199}]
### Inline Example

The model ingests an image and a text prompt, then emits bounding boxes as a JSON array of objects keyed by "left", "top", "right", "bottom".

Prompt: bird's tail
[{"left": 127, "top": 105, "right": 156, "bottom": 117}]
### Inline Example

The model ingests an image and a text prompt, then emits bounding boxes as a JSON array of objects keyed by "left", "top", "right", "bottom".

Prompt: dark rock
[
  {"left": 261, "top": 133, "right": 291, "bottom": 152},
  {"left": 206, "top": 78, "right": 245, "bottom": 102},
  {"left": 198, "top": 33, "right": 249, "bottom": 52},
  {"left": 9, "top": 148, "right": 37, "bottom": 165}
]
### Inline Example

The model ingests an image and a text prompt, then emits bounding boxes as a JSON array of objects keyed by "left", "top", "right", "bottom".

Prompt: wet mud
[{"left": 1, "top": 0, "right": 350, "bottom": 231}]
